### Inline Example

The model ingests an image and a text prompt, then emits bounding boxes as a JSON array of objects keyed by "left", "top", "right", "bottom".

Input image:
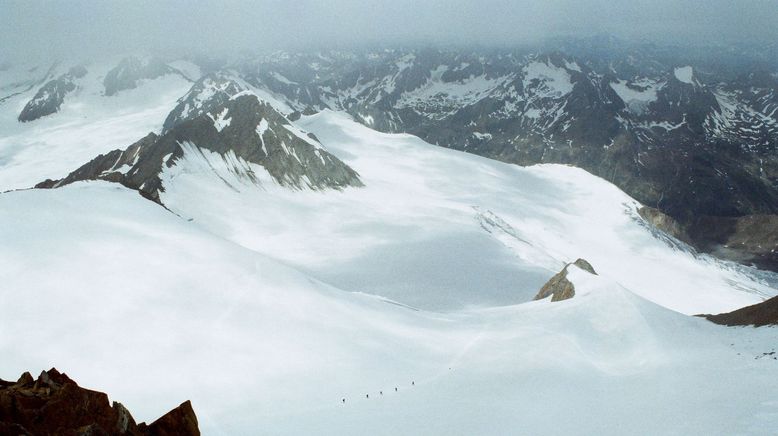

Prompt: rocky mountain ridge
[
  {"left": 7, "top": 39, "right": 778, "bottom": 269},
  {"left": 36, "top": 93, "right": 362, "bottom": 202}
]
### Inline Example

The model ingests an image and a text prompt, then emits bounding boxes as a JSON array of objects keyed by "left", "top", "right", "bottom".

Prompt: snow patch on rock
[
  {"left": 208, "top": 107, "right": 231, "bottom": 132},
  {"left": 523, "top": 61, "right": 575, "bottom": 98},
  {"left": 610, "top": 79, "right": 662, "bottom": 114},
  {"left": 674, "top": 66, "right": 695, "bottom": 84}
]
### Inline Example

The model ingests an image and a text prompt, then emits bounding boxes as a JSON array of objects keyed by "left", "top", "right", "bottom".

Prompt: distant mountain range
[{"left": 6, "top": 36, "right": 778, "bottom": 270}]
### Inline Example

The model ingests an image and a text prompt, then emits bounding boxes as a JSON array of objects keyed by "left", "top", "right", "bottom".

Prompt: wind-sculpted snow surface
[{"left": 1, "top": 183, "right": 778, "bottom": 435}]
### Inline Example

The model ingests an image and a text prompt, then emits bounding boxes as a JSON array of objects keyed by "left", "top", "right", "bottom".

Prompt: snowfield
[
  {"left": 1, "top": 71, "right": 778, "bottom": 434},
  {"left": 2, "top": 184, "right": 778, "bottom": 435}
]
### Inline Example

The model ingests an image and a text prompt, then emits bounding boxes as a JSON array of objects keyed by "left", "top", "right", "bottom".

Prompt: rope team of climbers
[{"left": 341, "top": 381, "right": 416, "bottom": 404}]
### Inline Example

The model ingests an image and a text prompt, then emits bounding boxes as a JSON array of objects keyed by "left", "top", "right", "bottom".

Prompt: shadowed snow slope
[
  {"left": 1, "top": 183, "right": 778, "bottom": 435},
  {"left": 157, "top": 109, "right": 776, "bottom": 314}
]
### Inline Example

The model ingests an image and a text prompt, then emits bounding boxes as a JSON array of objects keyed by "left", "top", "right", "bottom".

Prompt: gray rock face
[
  {"left": 103, "top": 57, "right": 175, "bottom": 96},
  {"left": 534, "top": 259, "right": 597, "bottom": 302},
  {"left": 638, "top": 206, "right": 691, "bottom": 244},
  {"left": 36, "top": 94, "right": 362, "bottom": 203},
  {"left": 238, "top": 50, "right": 778, "bottom": 224},
  {"left": 17, "top": 66, "right": 87, "bottom": 122},
  {"left": 162, "top": 73, "right": 247, "bottom": 133}
]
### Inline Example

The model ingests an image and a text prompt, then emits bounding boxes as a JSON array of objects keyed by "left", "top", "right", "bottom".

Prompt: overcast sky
[{"left": 2, "top": 0, "right": 777, "bottom": 61}]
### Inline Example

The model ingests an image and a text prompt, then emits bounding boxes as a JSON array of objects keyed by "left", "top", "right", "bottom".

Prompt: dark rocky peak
[
  {"left": 162, "top": 72, "right": 248, "bottom": 133},
  {"left": 0, "top": 367, "right": 199, "bottom": 435},
  {"left": 18, "top": 65, "right": 88, "bottom": 122},
  {"left": 534, "top": 258, "right": 597, "bottom": 302},
  {"left": 104, "top": 56, "right": 176, "bottom": 96},
  {"left": 37, "top": 94, "right": 363, "bottom": 204}
]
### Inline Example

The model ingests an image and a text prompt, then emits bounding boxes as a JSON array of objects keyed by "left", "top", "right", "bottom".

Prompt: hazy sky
[{"left": 2, "top": 0, "right": 777, "bottom": 61}]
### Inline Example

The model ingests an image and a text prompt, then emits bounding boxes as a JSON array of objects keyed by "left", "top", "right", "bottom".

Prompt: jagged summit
[
  {"left": 36, "top": 93, "right": 362, "bottom": 202},
  {"left": 162, "top": 72, "right": 248, "bottom": 133}
]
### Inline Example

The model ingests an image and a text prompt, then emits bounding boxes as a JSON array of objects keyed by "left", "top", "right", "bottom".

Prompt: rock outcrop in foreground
[
  {"left": 702, "top": 295, "right": 778, "bottom": 327},
  {"left": 534, "top": 258, "right": 597, "bottom": 302},
  {"left": 0, "top": 368, "right": 199, "bottom": 436}
]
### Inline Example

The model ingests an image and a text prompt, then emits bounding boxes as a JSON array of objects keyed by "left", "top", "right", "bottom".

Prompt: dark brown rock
[
  {"left": 534, "top": 258, "right": 597, "bottom": 302},
  {"left": 0, "top": 368, "right": 199, "bottom": 436},
  {"left": 701, "top": 295, "right": 778, "bottom": 327},
  {"left": 0, "top": 421, "right": 32, "bottom": 435},
  {"left": 139, "top": 401, "right": 199, "bottom": 436}
]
